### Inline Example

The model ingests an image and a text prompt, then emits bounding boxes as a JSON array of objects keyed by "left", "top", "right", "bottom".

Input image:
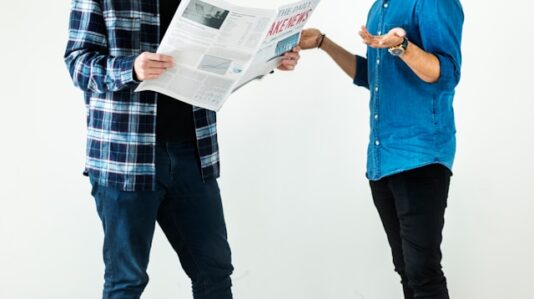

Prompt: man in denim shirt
[{"left": 301, "top": 0, "right": 463, "bottom": 298}]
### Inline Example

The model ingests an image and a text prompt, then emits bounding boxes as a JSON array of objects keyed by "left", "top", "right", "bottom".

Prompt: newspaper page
[
  {"left": 135, "top": 0, "right": 320, "bottom": 111},
  {"left": 233, "top": 0, "right": 320, "bottom": 91}
]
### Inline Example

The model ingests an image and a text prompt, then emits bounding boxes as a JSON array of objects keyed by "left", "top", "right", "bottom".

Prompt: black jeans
[
  {"left": 90, "top": 141, "right": 233, "bottom": 299},
  {"left": 370, "top": 164, "right": 451, "bottom": 299}
]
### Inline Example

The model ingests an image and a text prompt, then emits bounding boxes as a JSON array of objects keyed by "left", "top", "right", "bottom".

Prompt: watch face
[{"left": 390, "top": 47, "right": 404, "bottom": 56}]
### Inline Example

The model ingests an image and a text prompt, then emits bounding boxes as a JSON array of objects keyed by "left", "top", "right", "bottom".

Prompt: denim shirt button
[{"left": 375, "top": 140, "right": 380, "bottom": 146}]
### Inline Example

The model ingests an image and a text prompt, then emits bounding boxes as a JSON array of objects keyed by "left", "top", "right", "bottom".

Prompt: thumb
[{"left": 391, "top": 27, "right": 406, "bottom": 37}]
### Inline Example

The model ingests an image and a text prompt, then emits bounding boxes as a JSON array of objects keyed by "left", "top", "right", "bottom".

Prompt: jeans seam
[
  {"left": 98, "top": 187, "right": 115, "bottom": 299},
  {"left": 103, "top": 237, "right": 114, "bottom": 299}
]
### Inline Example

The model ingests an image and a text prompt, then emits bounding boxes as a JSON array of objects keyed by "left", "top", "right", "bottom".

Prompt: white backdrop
[{"left": 1, "top": 1, "right": 533, "bottom": 298}]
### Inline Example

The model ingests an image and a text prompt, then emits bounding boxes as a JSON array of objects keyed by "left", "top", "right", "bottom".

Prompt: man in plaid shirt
[{"left": 64, "top": 0, "right": 300, "bottom": 298}]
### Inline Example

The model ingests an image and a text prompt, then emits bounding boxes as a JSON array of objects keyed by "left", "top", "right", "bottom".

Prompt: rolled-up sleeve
[
  {"left": 417, "top": 0, "right": 464, "bottom": 90},
  {"left": 353, "top": 55, "right": 369, "bottom": 89}
]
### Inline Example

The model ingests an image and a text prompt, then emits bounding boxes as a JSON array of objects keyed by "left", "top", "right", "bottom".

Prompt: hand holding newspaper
[{"left": 135, "top": 0, "right": 321, "bottom": 111}]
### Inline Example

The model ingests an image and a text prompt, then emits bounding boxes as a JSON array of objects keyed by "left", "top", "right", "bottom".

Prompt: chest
[
  {"left": 366, "top": 0, "right": 419, "bottom": 39},
  {"left": 100, "top": 0, "right": 162, "bottom": 54},
  {"left": 100, "top": 0, "right": 158, "bottom": 17}
]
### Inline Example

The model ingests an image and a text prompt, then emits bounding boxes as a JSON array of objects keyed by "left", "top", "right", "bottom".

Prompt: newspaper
[{"left": 135, "top": 0, "right": 321, "bottom": 111}]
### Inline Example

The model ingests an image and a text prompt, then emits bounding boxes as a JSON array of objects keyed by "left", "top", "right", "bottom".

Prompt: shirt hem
[{"left": 367, "top": 161, "right": 453, "bottom": 181}]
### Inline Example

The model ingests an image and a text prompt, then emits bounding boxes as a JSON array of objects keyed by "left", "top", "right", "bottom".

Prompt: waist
[{"left": 156, "top": 139, "right": 197, "bottom": 150}]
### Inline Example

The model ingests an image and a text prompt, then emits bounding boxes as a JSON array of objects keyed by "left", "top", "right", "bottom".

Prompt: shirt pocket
[{"left": 104, "top": 16, "right": 142, "bottom": 57}]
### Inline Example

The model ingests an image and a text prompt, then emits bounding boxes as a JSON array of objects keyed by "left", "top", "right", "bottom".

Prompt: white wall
[{"left": 1, "top": 1, "right": 533, "bottom": 298}]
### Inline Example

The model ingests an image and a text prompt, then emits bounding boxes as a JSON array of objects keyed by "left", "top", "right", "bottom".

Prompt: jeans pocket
[
  {"left": 88, "top": 175, "right": 108, "bottom": 222},
  {"left": 89, "top": 175, "right": 100, "bottom": 198}
]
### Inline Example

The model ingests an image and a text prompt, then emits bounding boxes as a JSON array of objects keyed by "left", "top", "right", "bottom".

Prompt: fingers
[
  {"left": 280, "top": 50, "right": 300, "bottom": 70},
  {"left": 147, "top": 60, "right": 173, "bottom": 70},
  {"left": 377, "top": 32, "right": 403, "bottom": 48},
  {"left": 390, "top": 27, "right": 406, "bottom": 38},
  {"left": 359, "top": 26, "right": 375, "bottom": 45},
  {"left": 359, "top": 25, "right": 387, "bottom": 47},
  {"left": 147, "top": 67, "right": 167, "bottom": 76},
  {"left": 134, "top": 52, "right": 175, "bottom": 81},
  {"left": 278, "top": 61, "right": 296, "bottom": 71},
  {"left": 277, "top": 63, "right": 296, "bottom": 71},
  {"left": 138, "top": 60, "right": 173, "bottom": 70},
  {"left": 143, "top": 74, "right": 165, "bottom": 80},
  {"left": 284, "top": 50, "right": 300, "bottom": 60},
  {"left": 359, "top": 26, "right": 370, "bottom": 39},
  {"left": 359, "top": 26, "right": 406, "bottom": 49},
  {"left": 143, "top": 52, "right": 174, "bottom": 63}
]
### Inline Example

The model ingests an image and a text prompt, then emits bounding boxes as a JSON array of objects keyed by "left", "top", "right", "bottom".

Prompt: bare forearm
[
  {"left": 400, "top": 41, "right": 440, "bottom": 83},
  {"left": 320, "top": 37, "right": 357, "bottom": 79}
]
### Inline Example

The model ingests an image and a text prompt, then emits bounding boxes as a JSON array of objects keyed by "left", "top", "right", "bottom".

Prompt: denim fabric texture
[
  {"left": 354, "top": 0, "right": 464, "bottom": 181},
  {"left": 90, "top": 141, "right": 233, "bottom": 299}
]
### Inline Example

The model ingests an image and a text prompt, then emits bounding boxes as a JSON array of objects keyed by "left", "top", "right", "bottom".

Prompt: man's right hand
[
  {"left": 299, "top": 28, "right": 323, "bottom": 50},
  {"left": 134, "top": 52, "right": 174, "bottom": 81}
]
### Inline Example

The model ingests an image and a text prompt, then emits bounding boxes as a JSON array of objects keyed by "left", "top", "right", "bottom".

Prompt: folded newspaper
[{"left": 135, "top": 0, "right": 321, "bottom": 111}]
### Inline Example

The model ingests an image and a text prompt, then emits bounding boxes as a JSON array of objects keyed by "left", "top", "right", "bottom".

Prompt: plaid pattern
[{"left": 64, "top": 0, "right": 220, "bottom": 191}]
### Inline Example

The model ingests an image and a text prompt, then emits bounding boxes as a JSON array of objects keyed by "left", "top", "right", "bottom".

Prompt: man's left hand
[
  {"left": 359, "top": 26, "right": 406, "bottom": 49},
  {"left": 277, "top": 47, "right": 301, "bottom": 71}
]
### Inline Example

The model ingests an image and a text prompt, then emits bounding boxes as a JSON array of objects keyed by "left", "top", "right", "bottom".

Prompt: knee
[
  {"left": 103, "top": 272, "right": 149, "bottom": 299},
  {"left": 404, "top": 258, "right": 447, "bottom": 297},
  {"left": 190, "top": 250, "right": 234, "bottom": 288},
  {"left": 405, "top": 257, "right": 443, "bottom": 281}
]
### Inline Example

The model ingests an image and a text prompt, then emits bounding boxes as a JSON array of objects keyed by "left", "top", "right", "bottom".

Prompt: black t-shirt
[{"left": 156, "top": 0, "right": 196, "bottom": 142}]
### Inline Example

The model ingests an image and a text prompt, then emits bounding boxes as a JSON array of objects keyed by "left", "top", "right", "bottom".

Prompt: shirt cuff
[
  {"left": 120, "top": 55, "right": 141, "bottom": 86},
  {"left": 353, "top": 55, "right": 369, "bottom": 88},
  {"left": 435, "top": 53, "right": 460, "bottom": 90}
]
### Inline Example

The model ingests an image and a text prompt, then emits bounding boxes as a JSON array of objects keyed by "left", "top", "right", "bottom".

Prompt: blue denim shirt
[{"left": 354, "top": 0, "right": 464, "bottom": 181}]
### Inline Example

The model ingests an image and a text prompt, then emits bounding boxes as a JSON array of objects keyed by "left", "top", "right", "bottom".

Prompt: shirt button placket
[{"left": 370, "top": 1, "right": 387, "bottom": 178}]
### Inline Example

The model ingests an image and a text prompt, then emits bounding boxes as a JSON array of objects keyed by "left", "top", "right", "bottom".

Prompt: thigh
[
  {"left": 158, "top": 179, "right": 233, "bottom": 281},
  {"left": 389, "top": 164, "right": 451, "bottom": 248},
  {"left": 91, "top": 179, "right": 164, "bottom": 239},
  {"left": 90, "top": 178, "right": 165, "bottom": 292},
  {"left": 156, "top": 144, "right": 233, "bottom": 282},
  {"left": 370, "top": 179, "right": 406, "bottom": 271}
]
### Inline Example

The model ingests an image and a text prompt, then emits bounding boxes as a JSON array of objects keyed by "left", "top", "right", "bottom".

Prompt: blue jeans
[{"left": 90, "top": 142, "right": 233, "bottom": 299}]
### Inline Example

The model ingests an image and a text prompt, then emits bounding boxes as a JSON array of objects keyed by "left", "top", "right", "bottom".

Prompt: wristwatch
[{"left": 389, "top": 37, "right": 409, "bottom": 56}]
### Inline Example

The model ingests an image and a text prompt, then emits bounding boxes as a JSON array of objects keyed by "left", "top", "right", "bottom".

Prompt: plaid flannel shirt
[{"left": 64, "top": 0, "right": 220, "bottom": 191}]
